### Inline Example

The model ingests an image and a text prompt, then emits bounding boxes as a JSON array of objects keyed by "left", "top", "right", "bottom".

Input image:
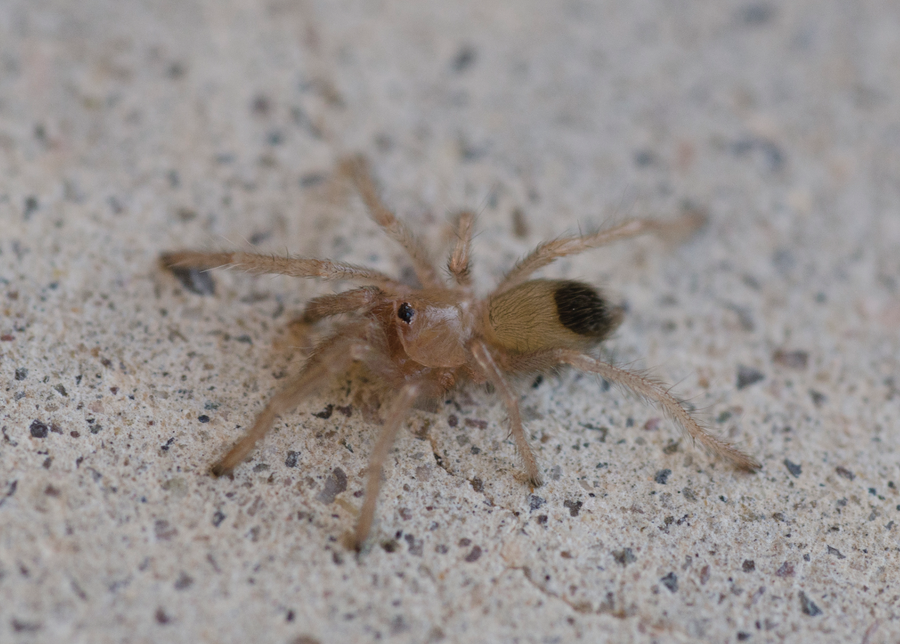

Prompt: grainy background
[{"left": 1, "top": 1, "right": 899, "bottom": 642}]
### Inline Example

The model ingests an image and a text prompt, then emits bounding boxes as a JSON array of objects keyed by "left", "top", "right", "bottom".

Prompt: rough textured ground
[{"left": 1, "top": 1, "right": 899, "bottom": 642}]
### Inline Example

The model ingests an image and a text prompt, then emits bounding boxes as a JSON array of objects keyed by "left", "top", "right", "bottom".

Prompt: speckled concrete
[{"left": 1, "top": 1, "right": 899, "bottom": 642}]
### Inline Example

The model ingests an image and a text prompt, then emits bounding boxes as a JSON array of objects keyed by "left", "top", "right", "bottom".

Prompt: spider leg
[
  {"left": 302, "top": 286, "right": 382, "bottom": 323},
  {"left": 340, "top": 155, "right": 443, "bottom": 289},
  {"left": 448, "top": 210, "right": 475, "bottom": 286},
  {"left": 161, "top": 250, "right": 406, "bottom": 290},
  {"left": 540, "top": 349, "right": 760, "bottom": 471},
  {"left": 351, "top": 381, "right": 421, "bottom": 551},
  {"left": 493, "top": 209, "right": 707, "bottom": 296},
  {"left": 210, "top": 325, "right": 371, "bottom": 476},
  {"left": 470, "top": 340, "right": 543, "bottom": 487}
]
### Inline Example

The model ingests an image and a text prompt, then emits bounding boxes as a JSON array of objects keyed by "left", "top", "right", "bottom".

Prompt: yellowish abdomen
[{"left": 485, "top": 280, "right": 622, "bottom": 354}]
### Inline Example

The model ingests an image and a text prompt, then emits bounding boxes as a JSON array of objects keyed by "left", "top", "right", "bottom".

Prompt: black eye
[{"left": 397, "top": 302, "right": 415, "bottom": 323}]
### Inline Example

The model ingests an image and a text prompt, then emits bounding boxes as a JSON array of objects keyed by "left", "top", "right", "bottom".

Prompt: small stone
[
  {"left": 30, "top": 420, "right": 49, "bottom": 438},
  {"left": 809, "top": 390, "right": 827, "bottom": 407},
  {"left": 826, "top": 545, "right": 845, "bottom": 559},
  {"left": 835, "top": 466, "right": 854, "bottom": 480},
  {"left": 312, "top": 404, "right": 333, "bottom": 419},
  {"left": 799, "top": 590, "right": 822, "bottom": 616},
  {"left": 315, "top": 468, "right": 347, "bottom": 504},
  {"left": 174, "top": 572, "right": 194, "bottom": 590},
  {"left": 612, "top": 548, "right": 636, "bottom": 566},
  {"left": 772, "top": 349, "right": 808, "bottom": 370},
  {"left": 737, "top": 365, "right": 765, "bottom": 389},
  {"left": 563, "top": 500, "right": 583, "bottom": 517},
  {"left": 783, "top": 459, "right": 802, "bottom": 478},
  {"left": 654, "top": 469, "right": 672, "bottom": 484},
  {"left": 660, "top": 572, "right": 678, "bottom": 592}
]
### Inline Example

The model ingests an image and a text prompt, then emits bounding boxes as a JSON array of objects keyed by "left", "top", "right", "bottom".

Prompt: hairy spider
[{"left": 161, "top": 156, "right": 759, "bottom": 550}]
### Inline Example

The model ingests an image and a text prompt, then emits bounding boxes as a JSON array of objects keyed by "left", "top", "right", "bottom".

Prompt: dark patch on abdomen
[{"left": 553, "top": 281, "right": 617, "bottom": 338}]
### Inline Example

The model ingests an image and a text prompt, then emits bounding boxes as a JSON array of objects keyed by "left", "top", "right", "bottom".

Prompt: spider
[{"left": 161, "top": 156, "right": 759, "bottom": 550}]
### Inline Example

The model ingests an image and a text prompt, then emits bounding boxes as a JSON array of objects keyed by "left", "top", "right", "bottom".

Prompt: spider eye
[{"left": 397, "top": 302, "right": 415, "bottom": 323}]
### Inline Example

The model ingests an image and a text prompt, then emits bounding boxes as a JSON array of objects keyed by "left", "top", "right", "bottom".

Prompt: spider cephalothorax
[{"left": 162, "top": 156, "right": 759, "bottom": 550}]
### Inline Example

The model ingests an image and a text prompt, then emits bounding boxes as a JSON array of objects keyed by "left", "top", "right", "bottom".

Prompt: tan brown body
[{"left": 162, "top": 156, "right": 759, "bottom": 550}]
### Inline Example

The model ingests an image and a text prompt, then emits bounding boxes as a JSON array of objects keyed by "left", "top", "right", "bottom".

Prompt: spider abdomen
[{"left": 485, "top": 279, "right": 622, "bottom": 354}]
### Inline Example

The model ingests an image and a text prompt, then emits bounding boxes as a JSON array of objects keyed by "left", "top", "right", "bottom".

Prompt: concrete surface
[{"left": 1, "top": 1, "right": 899, "bottom": 642}]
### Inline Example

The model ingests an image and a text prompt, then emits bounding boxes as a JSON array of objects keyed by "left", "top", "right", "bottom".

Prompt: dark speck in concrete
[
  {"left": 742, "top": 559, "right": 755, "bottom": 572},
  {"left": 799, "top": 590, "right": 822, "bottom": 616},
  {"left": 15, "top": 367, "right": 27, "bottom": 380},
  {"left": 11, "top": 619, "right": 41, "bottom": 633},
  {"left": 654, "top": 469, "right": 672, "bottom": 484},
  {"left": 564, "top": 500, "right": 583, "bottom": 517},
  {"left": 737, "top": 365, "right": 765, "bottom": 389},
  {"left": 316, "top": 468, "right": 347, "bottom": 504},
  {"left": 0, "top": 480, "right": 18, "bottom": 508},
  {"left": 660, "top": 572, "right": 678, "bottom": 592},
  {"left": 835, "top": 466, "right": 855, "bottom": 480},
  {"left": 775, "top": 561, "right": 794, "bottom": 577},
  {"left": 174, "top": 572, "right": 194, "bottom": 590},
  {"left": 154, "top": 520, "right": 178, "bottom": 541},
  {"left": 809, "top": 390, "right": 827, "bottom": 407},
  {"left": 739, "top": 3, "right": 775, "bottom": 25},
  {"left": 773, "top": 349, "right": 808, "bottom": 369},
  {"left": 450, "top": 45, "right": 477, "bottom": 73},
  {"left": 613, "top": 548, "right": 636, "bottom": 566},
  {"left": 211, "top": 511, "right": 226, "bottom": 527},
  {"left": 29, "top": 420, "right": 48, "bottom": 438},
  {"left": 634, "top": 149, "right": 655, "bottom": 166},
  {"left": 312, "top": 404, "right": 333, "bottom": 419},
  {"left": 299, "top": 173, "right": 326, "bottom": 188},
  {"left": 826, "top": 545, "right": 845, "bottom": 559},
  {"left": 404, "top": 534, "right": 423, "bottom": 556},
  {"left": 784, "top": 459, "right": 802, "bottom": 478},
  {"left": 529, "top": 495, "right": 546, "bottom": 511},
  {"left": 285, "top": 451, "right": 300, "bottom": 468},
  {"left": 464, "top": 545, "right": 482, "bottom": 562},
  {"left": 197, "top": 415, "right": 210, "bottom": 423}
]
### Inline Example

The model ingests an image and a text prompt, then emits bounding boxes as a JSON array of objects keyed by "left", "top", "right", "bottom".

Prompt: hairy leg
[
  {"left": 493, "top": 209, "right": 707, "bottom": 296},
  {"left": 161, "top": 250, "right": 406, "bottom": 290},
  {"left": 340, "top": 155, "right": 443, "bottom": 289},
  {"left": 210, "top": 325, "right": 371, "bottom": 476},
  {"left": 351, "top": 381, "right": 421, "bottom": 550},
  {"left": 448, "top": 211, "right": 475, "bottom": 286},
  {"left": 532, "top": 349, "right": 760, "bottom": 471},
  {"left": 470, "top": 340, "right": 543, "bottom": 486},
  {"left": 302, "top": 286, "right": 383, "bottom": 323}
]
